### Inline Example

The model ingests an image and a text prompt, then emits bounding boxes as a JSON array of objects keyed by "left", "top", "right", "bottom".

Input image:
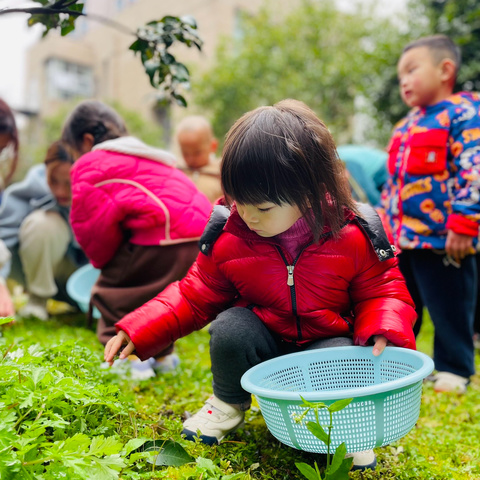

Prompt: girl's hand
[
  {"left": 372, "top": 335, "right": 388, "bottom": 356},
  {"left": 104, "top": 330, "right": 135, "bottom": 365}
]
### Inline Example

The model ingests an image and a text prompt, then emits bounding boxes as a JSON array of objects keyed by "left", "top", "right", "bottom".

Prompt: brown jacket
[{"left": 178, "top": 159, "right": 223, "bottom": 204}]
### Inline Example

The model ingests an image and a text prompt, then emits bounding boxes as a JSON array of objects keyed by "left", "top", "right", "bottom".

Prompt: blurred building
[{"left": 24, "top": 0, "right": 294, "bottom": 144}]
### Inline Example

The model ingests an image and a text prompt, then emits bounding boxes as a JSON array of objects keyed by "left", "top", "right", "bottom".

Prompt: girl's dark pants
[
  {"left": 398, "top": 249, "right": 476, "bottom": 378},
  {"left": 209, "top": 307, "right": 353, "bottom": 407}
]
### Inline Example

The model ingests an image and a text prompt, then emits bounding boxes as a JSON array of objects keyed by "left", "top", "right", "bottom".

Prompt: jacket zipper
[
  {"left": 276, "top": 245, "right": 310, "bottom": 342},
  {"left": 341, "top": 315, "right": 354, "bottom": 332},
  {"left": 275, "top": 231, "right": 335, "bottom": 344}
]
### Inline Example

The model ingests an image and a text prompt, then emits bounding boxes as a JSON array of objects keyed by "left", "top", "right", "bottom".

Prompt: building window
[{"left": 45, "top": 58, "right": 94, "bottom": 100}]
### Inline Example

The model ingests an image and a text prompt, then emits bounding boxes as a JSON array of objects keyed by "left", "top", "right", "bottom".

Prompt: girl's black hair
[
  {"left": 221, "top": 99, "right": 356, "bottom": 240},
  {"left": 44, "top": 140, "right": 76, "bottom": 166},
  {"left": 61, "top": 100, "right": 128, "bottom": 152}
]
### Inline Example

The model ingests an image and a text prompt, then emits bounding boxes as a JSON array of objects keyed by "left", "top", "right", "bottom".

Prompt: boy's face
[
  {"left": 177, "top": 129, "right": 217, "bottom": 169},
  {"left": 236, "top": 201, "right": 303, "bottom": 238},
  {"left": 397, "top": 46, "right": 446, "bottom": 108}
]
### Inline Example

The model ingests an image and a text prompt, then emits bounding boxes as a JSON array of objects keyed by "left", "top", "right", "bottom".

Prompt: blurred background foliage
[
  {"left": 191, "top": 0, "right": 480, "bottom": 148},
  {"left": 192, "top": 2, "right": 407, "bottom": 146}
]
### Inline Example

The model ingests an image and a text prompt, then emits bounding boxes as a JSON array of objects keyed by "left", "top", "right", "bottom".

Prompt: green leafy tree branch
[{"left": 0, "top": 0, "right": 203, "bottom": 107}]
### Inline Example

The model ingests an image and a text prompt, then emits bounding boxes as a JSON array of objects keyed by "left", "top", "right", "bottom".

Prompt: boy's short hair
[
  {"left": 403, "top": 34, "right": 461, "bottom": 76},
  {"left": 176, "top": 115, "right": 214, "bottom": 137}
]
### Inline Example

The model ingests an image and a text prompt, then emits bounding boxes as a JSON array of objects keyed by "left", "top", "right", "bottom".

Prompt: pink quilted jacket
[{"left": 70, "top": 137, "right": 213, "bottom": 268}]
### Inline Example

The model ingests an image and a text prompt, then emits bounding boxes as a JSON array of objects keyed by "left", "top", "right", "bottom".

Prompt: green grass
[{"left": 2, "top": 311, "right": 479, "bottom": 479}]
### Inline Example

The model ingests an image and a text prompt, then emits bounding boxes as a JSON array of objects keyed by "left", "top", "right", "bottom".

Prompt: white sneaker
[
  {"left": 346, "top": 449, "right": 377, "bottom": 471},
  {"left": 433, "top": 371, "right": 468, "bottom": 394},
  {"left": 18, "top": 295, "right": 49, "bottom": 321},
  {"left": 152, "top": 353, "right": 180, "bottom": 373},
  {"left": 182, "top": 395, "right": 245, "bottom": 445}
]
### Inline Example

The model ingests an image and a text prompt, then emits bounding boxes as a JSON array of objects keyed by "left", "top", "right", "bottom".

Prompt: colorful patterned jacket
[{"left": 382, "top": 92, "right": 480, "bottom": 250}]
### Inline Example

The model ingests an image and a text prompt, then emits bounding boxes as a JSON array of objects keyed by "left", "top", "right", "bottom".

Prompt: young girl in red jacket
[{"left": 104, "top": 99, "right": 416, "bottom": 470}]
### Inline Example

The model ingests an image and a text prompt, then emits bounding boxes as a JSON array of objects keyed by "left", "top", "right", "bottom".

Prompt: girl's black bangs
[{"left": 222, "top": 149, "right": 295, "bottom": 206}]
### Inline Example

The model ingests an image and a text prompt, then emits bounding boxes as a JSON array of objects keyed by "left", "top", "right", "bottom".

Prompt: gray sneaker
[{"left": 182, "top": 395, "right": 245, "bottom": 445}]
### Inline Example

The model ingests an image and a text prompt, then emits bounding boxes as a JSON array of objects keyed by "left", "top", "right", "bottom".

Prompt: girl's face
[
  {"left": 236, "top": 201, "right": 303, "bottom": 237},
  {"left": 47, "top": 161, "right": 72, "bottom": 206}
]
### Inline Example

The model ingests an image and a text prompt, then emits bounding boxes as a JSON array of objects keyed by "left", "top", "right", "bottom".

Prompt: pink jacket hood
[{"left": 70, "top": 136, "right": 212, "bottom": 268}]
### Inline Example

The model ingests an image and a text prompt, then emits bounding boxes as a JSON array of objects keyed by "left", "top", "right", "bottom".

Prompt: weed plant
[{"left": 1, "top": 311, "right": 479, "bottom": 479}]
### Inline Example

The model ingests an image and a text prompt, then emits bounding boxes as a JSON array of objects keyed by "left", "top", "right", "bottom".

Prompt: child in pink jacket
[{"left": 63, "top": 100, "right": 212, "bottom": 379}]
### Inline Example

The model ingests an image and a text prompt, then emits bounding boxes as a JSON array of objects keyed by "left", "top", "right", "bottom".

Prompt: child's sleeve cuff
[{"left": 446, "top": 214, "right": 479, "bottom": 237}]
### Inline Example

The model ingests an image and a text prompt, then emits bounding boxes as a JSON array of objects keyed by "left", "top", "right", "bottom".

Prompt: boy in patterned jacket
[{"left": 383, "top": 34, "right": 480, "bottom": 393}]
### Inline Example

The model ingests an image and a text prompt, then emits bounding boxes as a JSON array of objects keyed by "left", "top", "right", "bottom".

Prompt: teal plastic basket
[
  {"left": 66, "top": 264, "right": 101, "bottom": 319},
  {"left": 241, "top": 346, "right": 434, "bottom": 453}
]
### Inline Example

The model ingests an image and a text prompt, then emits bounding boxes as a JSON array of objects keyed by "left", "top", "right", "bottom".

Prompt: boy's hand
[
  {"left": 104, "top": 331, "right": 135, "bottom": 365},
  {"left": 445, "top": 230, "right": 475, "bottom": 263},
  {"left": 372, "top": 335, "right": 388, "bottom": 356}
]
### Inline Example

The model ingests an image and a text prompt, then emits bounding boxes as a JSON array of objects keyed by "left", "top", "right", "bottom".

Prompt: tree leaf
[
  {"left": 60, "top": 22, "right": 75, "bottom": 36},
  {"left": 129, "top": 38, "right": 149, "bottom": 53},
  {"left": 172, "top": 93, "right": 187, "bottom": 108},
  {"left": 180, "top": 15, "right": 197, "bottom": 28}
]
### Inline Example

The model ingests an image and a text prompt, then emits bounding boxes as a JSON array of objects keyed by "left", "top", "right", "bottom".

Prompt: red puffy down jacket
[{"left": 116, "top": 204, "right": 417, "bottom": 360}]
